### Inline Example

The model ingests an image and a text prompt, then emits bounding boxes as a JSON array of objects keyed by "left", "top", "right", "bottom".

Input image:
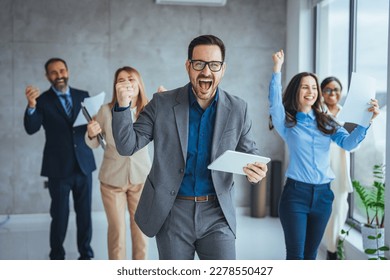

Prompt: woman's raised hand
[
  {"left": 272, "top": 50, "right": 284, "bottom": 73},
  {"left": 116, "top": 81, "right": 135, "bottom": 107}
]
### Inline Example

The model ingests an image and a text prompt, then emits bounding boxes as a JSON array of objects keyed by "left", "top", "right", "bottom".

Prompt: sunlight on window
[
  {"left": 353, "top": 0, "right": 388, "bottom": 224},
  {"left": 316, "top": 0, "right": 388, "bottom": 225}
]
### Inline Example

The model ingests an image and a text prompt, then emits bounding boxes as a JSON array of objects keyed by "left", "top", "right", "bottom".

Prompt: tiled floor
[{"left": 0, "top": 207, "right": 289, "bottom": 260}]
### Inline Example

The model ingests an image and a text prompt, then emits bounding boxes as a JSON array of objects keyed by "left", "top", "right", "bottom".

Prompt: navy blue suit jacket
[{"left": 24, "top": 87, "right": 96, "bottom": 178}]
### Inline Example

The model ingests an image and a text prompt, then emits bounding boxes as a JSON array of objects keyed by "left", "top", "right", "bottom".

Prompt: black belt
[{"left": 176, "top": 195, "right": 217, "bottom": 202}]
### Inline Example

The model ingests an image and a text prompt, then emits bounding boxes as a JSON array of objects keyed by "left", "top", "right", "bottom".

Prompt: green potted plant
[{"left": 352, "top": 163, "right": 388, "bottom": 259}]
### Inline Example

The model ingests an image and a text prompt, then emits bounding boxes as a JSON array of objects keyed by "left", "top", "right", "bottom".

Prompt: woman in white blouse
[{"left": 320, "top": 76, "right": 354, "bottom": 260}]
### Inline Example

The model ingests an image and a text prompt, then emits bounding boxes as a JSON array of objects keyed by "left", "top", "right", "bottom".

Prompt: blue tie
[{"left": 60, "top": 95, "right": 72, "bottom": 118}]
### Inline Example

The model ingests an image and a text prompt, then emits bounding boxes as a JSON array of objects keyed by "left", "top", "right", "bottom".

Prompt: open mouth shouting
[
  {"left": 198, "top": 78, "right": 213, "bottom": 92},
  {"left": 193, "top": 78, "right": 215, "bottom": 104}
]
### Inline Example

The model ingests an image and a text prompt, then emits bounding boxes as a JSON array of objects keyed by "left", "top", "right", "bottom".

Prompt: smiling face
[
  {"left": 298, "top": 75, "right": 318, "bottom": 113},
  {"left": 46, "top": 61, "right": 69, "bottom": 92},
  {"left": 185, "top": 44, "right": 226, "bottom": 109},
  {"left": 322, "top": 80, "right": 342, "bottom": 107}
]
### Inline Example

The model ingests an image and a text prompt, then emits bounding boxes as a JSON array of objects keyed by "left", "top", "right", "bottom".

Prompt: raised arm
[
  {"left": 268, "top": 50, "right": 287, "bottom": 140},
  {"left": 24, "top": 85, "right": 43, "bottom": 134},
  {"left": 272, "top": 49, "right": 284, "bottom": 73}
]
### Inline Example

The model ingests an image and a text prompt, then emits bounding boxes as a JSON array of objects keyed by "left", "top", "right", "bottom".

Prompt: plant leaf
[
  {"left": 378, "top": 246, "right": 390, "bottom": 251},
  {"left": 365, "top": 249, "right": 377, "bottom": 254}
]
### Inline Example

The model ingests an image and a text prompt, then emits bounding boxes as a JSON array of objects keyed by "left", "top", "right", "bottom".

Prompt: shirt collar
[
  {"left": 52, "top": 86, "right": 70, "bottom": 97},
  {"left": 188, "top": 87, "right": 219, "bottom": 108},
  {"left": 296, "top": 109, "right": 316, "bottom": 121},
  {"left": 130, "top": 106, "right": 137, "bottom": 113}
]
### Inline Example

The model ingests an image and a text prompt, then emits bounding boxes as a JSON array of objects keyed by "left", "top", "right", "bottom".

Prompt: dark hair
[
  {"left": 188, "top": 35, "right": 225, "bottom": 61},
  {"left": 44, "top": 58, "right": 68, "bottom": 74},
  {"left": 320, "top": 76, "right": 343, "bottom": 91},
  {"left": 109, "top": 66, "right": 148, "bottom": 119},
  {"left": 270, "top": 72, "right": 337, "bottom": 135}
]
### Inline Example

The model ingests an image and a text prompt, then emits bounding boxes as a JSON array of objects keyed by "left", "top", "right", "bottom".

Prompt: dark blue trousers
[
  {"left": 279, "top": 178, "right": 334, "bottom": 260},
  {"left": 48, "top": 172, "right": 93, "bottom": 260}
]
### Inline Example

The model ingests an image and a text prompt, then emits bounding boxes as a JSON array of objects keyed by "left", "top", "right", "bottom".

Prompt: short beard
[{"left": 51, "top": 77, "right": 69, "bottom": 93}]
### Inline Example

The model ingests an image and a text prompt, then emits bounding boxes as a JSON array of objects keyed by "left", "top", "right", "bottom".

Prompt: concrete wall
[{"left": 0, "top": 0, "right": 286, "bottom": 214}]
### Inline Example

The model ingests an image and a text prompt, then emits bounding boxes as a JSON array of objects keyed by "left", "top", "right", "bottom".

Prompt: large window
[
  {"left": 315, "top": 0, "right": 388, "bottom": 226},
  {"left": 352, "top": 0, "right": 388, "bottom": 224},
  {"left": 316, "top": 0, "right": 350, "bottom": 93}
]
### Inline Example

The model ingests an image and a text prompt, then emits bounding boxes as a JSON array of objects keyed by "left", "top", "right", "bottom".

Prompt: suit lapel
[
  {"left": 173, "top": 84, "right": 190, "bottom": 161},
  {"left": 211, "top": 89, "right": 231, "bottom": 160},
  {"left": 51, "top": 87, "right": 79, "bottom": 124},
  {"left": 70, "top": 88, "right": 81, "bottom": 123},
  {"left": 50, "top": 88, "right": 68, "bottom": 119}
]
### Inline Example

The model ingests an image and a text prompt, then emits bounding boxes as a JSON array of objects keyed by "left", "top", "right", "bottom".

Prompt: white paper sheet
[
  {"left": 73, "top": 91, "right": 106, "bottom": 127},
  {"left": 337, "top": 72, "right": 376, "bottom": 127},
  {"left": 208, "top": 150, "right": 271, "bottom": 175}
]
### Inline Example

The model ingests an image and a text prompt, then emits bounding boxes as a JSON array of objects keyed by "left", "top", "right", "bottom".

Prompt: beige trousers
[{"left": 100, "top": 182, "right": 147, "bottom": 260}]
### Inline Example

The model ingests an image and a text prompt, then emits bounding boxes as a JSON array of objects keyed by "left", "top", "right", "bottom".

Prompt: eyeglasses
[
  {"left": 322, "top": 88, "right": 341, "bottom": 95},
  {"left": 189, "top": 60, "right": 224, "bottom": 72}
]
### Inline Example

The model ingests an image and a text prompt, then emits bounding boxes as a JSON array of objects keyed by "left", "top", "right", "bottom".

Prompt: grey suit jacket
[{"left": 112, "top": 83, "right": 260, "bottom": 237}]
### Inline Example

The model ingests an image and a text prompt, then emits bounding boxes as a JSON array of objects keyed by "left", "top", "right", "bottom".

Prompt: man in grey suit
[{"left": 112, "top": 35, "right": 267, "bottom": 260}]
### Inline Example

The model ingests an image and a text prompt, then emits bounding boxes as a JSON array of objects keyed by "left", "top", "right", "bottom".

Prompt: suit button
[
  {"left": 170, "top": 190, "right": 176, "bottom": 196},
  {"left": 179, "top": 168, "right": 184, "bottom": 173},
  {"left": 74, "top": 144, "right": 77, "bottom": 148}
]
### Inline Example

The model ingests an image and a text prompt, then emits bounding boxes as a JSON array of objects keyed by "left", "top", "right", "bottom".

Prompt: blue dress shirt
[
  {"left": 53, "top": 86, "right": 72, "bottom": 110},
  {"left": 269, "top": 72, "right": 369, "bottom": 184},
  {"left": 178, "top": 88, "right": 218, "bottom": 196}
]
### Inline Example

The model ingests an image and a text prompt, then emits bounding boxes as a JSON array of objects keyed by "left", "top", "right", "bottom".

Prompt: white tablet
[{"left": 208, "top": 150, "right": 271, "bottom": 175}]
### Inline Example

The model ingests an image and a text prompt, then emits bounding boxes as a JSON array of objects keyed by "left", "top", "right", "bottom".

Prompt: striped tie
[{"left": 60, "top": 95, "right": 72, "bottom": 118}]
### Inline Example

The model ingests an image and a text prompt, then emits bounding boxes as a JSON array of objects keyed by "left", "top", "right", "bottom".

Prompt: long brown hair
[
  {"left": 108, "top": 66, "right": 148, "bottom": 119},
  {"left": 270, "top": 72, "right": 337, "bottom": 135}
]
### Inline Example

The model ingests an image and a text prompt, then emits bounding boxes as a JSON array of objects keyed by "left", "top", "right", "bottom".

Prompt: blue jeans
[{"left": 279, "top": 178, "right": 334, "bottom": 260}]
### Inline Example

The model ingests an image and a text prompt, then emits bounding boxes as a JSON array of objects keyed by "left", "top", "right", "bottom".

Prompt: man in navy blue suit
[{"left": 24, "top": 58, "right": 96, "bottom": 260}]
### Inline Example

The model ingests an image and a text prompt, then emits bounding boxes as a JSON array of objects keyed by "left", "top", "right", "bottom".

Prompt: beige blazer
[{"left": 85, "top": 104, "right": 151, "bottom": 187}]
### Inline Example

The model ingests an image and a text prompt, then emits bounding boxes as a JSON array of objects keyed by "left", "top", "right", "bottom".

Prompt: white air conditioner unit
[{"left": 156, "top": 0, "right": 227, "bottom": 7}]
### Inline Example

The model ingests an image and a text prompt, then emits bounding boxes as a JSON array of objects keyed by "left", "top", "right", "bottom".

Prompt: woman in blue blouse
[{"left": 269, "top": 50, "right": 380, "bottom": 260}]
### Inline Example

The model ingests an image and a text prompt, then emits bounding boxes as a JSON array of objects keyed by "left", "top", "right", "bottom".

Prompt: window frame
[{"left": 314, "top": 0, "right": 388, "bottom": 233}]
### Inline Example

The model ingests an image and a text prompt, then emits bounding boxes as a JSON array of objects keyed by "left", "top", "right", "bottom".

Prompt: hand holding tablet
[{"left": 208, "top": 150, "right": 271, "bottom": 175}]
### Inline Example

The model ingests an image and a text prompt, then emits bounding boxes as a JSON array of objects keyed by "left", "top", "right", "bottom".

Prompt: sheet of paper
[
  {"left": 73, "top": 91, "right": 106, "bottom": 127},
  {"left": 337, "top": 72, "right": 376, "bottom": 127},
  {"left": 208, "top": 150, "right": 271, "bottom": 175}
]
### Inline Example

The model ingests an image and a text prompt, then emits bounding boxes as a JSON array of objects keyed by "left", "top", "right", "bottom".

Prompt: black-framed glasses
[
  {"left": 322, "top": 88, "right": 341, "bottom": 95},
  {"left": 189, "top": 60, "right": 224, "bottom": 72}
]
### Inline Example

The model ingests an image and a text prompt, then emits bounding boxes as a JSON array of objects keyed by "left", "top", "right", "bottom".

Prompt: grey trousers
[{"left": 156, "top": 198, "right": 236, "bottom": 260}]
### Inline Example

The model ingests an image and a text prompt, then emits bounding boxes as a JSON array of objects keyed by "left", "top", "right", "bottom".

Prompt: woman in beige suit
[{"left": 85, "top": 66, "right": 151, "bottom": 260}]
